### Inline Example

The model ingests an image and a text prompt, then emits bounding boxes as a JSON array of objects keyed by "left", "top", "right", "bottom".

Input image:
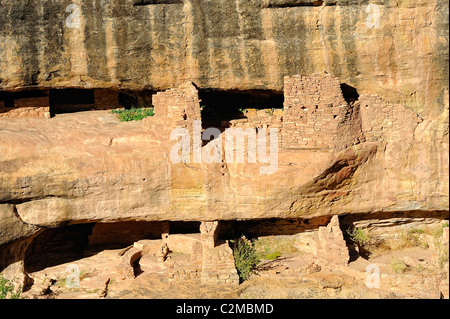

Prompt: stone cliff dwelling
[
  {"left": 0, "top": 0, "right": 448, "bottom": 301},
  {"left": 1, "top": 71, "right": 448, "bottom": 299}
]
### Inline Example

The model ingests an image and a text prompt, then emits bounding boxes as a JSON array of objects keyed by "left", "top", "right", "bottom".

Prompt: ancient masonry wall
[
  {"left": 227, "top": 109, "right": 283, "bottom": 131},
  {"left": 114, "top": 222, "right": 239, "bottom": 286},
  {"left": 282, "top": 74, "right": 349, "bottom": 150},
  {"left": 225, "top": 74, "right": 362, "bottom": 151},
  {"left": 151, "top": 81, "right": 202, "bottom": 132},
  {"left": 296, "top": 215, "right": 350, "bottom": 270},
  {"left": 359, "top": 95, "right": 422, "bottom": 144},
  {"left": 0, "top": 96, "right": 50, "bottom": 118},
  {"left": 200, "top": 222, "right": 240, "bottom": 285}
]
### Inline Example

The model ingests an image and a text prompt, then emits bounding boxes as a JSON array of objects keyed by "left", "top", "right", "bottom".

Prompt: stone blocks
[{"left": 0, "top": 96, "right": 50, "bottom": 118}]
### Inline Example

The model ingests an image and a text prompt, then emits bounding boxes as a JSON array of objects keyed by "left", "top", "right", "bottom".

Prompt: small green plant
[
  {"left": 79, "top": 269, "right": 90, "bottom": 281},
  {"left": 407, "top": 228, "right": 425, "bottom": 235},
  {"left": 231, "top": 236, "right": 260, "bottom": 282},
  {"left": 347, "top": 227, "right": 370, "bottom": 247},
  {"left": 431, "top": 223, "right": 449, "bottom": 268},
  {"left": 0, "top": 274, "right": 23, "bottom": 299},
  {"left": 399, "top": 228, "right": 429, "bottom": 249},
  {"left": 257, "top": 245, "right": 281, "bottom": 260},
  {"left": 438, "top": 245, "right": 449, "bottom": 268},
  {"left": 390, "top": 258, "right": 410, "bottom": 274},
  {"left": 111, "top": 107, "right": 154, "bottom": 122},
  {"left": 264, "top": 251, "right": 281, "bottom": 260}
]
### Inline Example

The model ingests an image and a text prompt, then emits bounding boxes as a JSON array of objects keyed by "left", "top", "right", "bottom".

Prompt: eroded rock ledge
[{"left": 0, "top": 74, "right": 448, "bottom": 293}]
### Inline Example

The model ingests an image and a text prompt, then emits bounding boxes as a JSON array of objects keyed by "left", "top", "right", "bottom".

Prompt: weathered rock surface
[
  {"left": 0, "top": 106, "right": 446, "bottom": 230},
  {"left": 0, "top": 0, "right": 448, "bottom": 292},
  {"left": 0, "top": 0, "right": 448, "bottom": 116},
  {"left": 0, "top": 72, "right": 448, "bottom": 283}
]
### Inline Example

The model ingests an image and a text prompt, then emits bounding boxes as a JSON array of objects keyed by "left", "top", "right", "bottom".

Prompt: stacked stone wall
[
  {"left": 200, "top": 222, "right": 239, "bottom": 285},
  {"left": 359, "top": 95, "right": 422, "bottom": 144},
  {"left": 282, "top": 74, "right": 349, "bottom": 150},
  {"left": 151, "top": 81, "right": 201, "bottom": 132},
  {"left": 0, "top": 96, "right": 49, "bottom": 118}
]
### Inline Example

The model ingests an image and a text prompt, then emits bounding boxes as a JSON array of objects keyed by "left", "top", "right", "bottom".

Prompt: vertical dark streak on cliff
[
  {"left": 112, "top": 0, "right": 130, "bottom": 84},
  {"left": 139, "top": 4, "right": 154, "bottom": 84},
  {"left": 11, "top": 0, "right": 40, "bottom": 86},
  {"left": 172, "top": 5, "right": 186, "bottom": 85},
  {"left": 206, "top": 0, "right": 229, "bottom": 84},
  {"left": 42, "top": 1, "right": 65, "bottom": 81},
  {"left": 434, "top": 0, "right": 449, "bottom": 113},
  {"left": 84, "top": 0, "right": 110, "bottom": 82},
  {"left": 238, "top": 0, "right": 267, "bottom": 82},
  {"left": 322, "top": 7, "right": 339, "bottom": 76},
  {"left": 272, "top": 7, "right": 309, "bottom": 77},
  {"left": 131, "top": 2, "right": 152, "bottom": 85},
  {"left": 340, "top": 5, "right": 359, "bottom": 86},
  {"left": 229, "top": 0, "right": 246, "bottom": 81},
  {"left": 184, "top": 0, "right": 208, "bottom": 85},
  {"left": 159, "top": 5, "right": 175, "bottom": 83}
]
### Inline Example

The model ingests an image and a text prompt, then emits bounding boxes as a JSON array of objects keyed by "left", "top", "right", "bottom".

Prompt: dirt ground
[{"left": 21, "top": 236, "right": 448, "bottom": 300}]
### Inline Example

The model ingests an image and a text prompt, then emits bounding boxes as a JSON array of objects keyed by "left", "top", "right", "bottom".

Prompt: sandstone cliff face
[
  {"left": 0, "top": 0, "right": 448, "bottom": 116},
  {"left": 0, "top": 0, "right": 448, "bottom": 286},
  {"left": 0, "top": 78, "right": 447, "bottom": 231}
]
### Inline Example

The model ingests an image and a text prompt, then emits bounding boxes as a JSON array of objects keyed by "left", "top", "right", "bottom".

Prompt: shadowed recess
[
  {"left": 264, "top": 0, "right": 324, "bottom": 8},
  {"left": 133, "top": 0, "right": 183, "bottom": 6}
]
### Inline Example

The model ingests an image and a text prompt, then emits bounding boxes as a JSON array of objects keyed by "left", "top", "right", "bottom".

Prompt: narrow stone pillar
[
  {"left": 200, "top": 221, "right": 239, "bottom": 285},
  {"left": 157, "top": 222, "right": 171, "bottom": 263},
  {"left": 200, "top": 221, "right": 218, "bottom": 248},
  {"left": 316, "top": 215, "right": 350, "bottom": 270}
]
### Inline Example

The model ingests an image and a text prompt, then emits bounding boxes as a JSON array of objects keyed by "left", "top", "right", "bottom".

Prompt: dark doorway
[
  {"left": 340, "top": 83, "right": 359, "bottom": 103},
  {"left": 199, "top": 89, "right": 284, "bottom": 130},
  {"left": 0, "top": 90, "right": 48, "bottom": 110},
  {"left": 49, "top": 89, "right": 95, "bottom": 115},
  {"left": 25, "top": 223, "right": 95, "bottom": 273}
]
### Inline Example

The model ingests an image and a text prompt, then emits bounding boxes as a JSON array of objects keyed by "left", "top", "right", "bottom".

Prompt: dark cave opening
[
  {"left": 48, "top": 88, "right": 155, "bottom": 116},
  {"left": 340, "top": 83, "right": 360, "bottom": 103},
  {"left": 49, "top": 88, "right": 95, "bottom": 114},
  {"left": 0, "top": 90, "right": 48, "bottom": 110},
  {"left": 25, "top": 223, "right": 95, "bottom": 273},
  {"left": 23, "top": 221, "right": 202, "bottom": 273},
  {"left": 199, "top": 89, "right": 284, "bottom": 130},
  {"left": 118, "top": 90, "right": 155, "bottom": 110}
]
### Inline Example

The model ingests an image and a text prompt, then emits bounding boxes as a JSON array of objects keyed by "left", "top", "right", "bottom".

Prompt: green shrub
[
  {"left": 253, "top": 236, "right": 299, "bottom": 258},
  {"left": 432, "top": 224, "right": 449, "bottom": 268},
  {"left": 404, "top": 228, "right": 428, "bottom": 248},
  {"left": 347, "top": 227, "right": 370, "bottom": 246},
  {"left": 390, "top": 258, "right": 410, "bottom": 274},
  {"left": 231, "top": 236, "right": 260, "bottom": 282},
  {"left": 264, "top": 251, "right": 281, "bottom": 260},
  {"left": 256, "top": 245, "right": 281, "bottom": 261},
  {"left": 0, "top": 274, "right": 23, "bottom": 299},
  {"left": 111, "top": 108, "right": 154, "bottom": 122},
  {"left": 438, "top": 246, "right": 449, "bottom": 268}
]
